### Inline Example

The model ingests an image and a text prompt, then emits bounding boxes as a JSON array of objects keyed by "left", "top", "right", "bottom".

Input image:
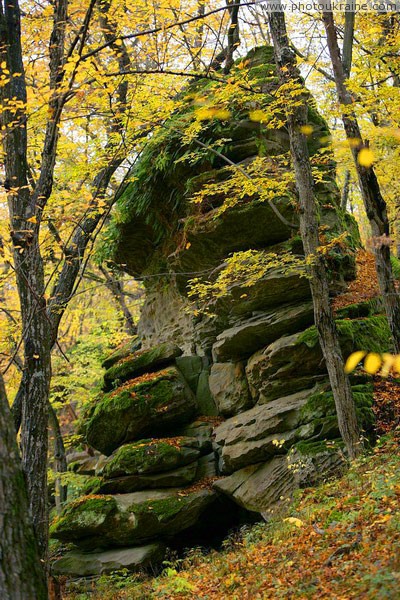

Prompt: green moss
[
  {"left": 96, "top": 369, "right": 176, "bottom": 418},
  {"left": 85, "top": 367, "right": 196, "bottom": 455},
  {"left": 336, "top": 301, "right": 374, "bottom": 320},
  {"left": 130, "top": 495, "right": 192, "bottom": 523},
  {"left": 103, "top": 343, "right": 182, "bottom": 390},
  {"left": 50, "top": 495, "right": 117, "bottom": 537},
  {"left": 295, "top": 439, "right": 344, "bottom": 456},
  {"left": 300, "top": 384, "right": 374, "bottom": 437},
  {"left": 298, "top": 315, "right": 391, "bottom": 354},
  {"left": 81, "top": 476, "right": 103, "bottom": 495},
  {"left": 103, "top": 438, "right": 191, "bottom": 478}
]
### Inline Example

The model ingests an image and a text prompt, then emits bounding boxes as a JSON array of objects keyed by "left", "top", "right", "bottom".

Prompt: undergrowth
[{"left": 63, "top": 432, "right": 400, "bottom": 599}]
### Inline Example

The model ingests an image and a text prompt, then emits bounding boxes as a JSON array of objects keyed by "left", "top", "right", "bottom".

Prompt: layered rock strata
[{"left": 51, "top": 46, "right": 389, "bottom": 576}]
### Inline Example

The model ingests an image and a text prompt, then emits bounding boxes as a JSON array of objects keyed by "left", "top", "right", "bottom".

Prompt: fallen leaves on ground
[
  {"left": 373, "top": 377, "right": 400, "bottom": 435},
  {"left": 64, "top": 436, "right": 400, "bottom": 600},
  {"left": 332, "top": 250, "right": 380, "bottom": 312}
]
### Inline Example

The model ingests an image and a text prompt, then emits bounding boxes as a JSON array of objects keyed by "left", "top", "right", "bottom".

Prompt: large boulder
[
  {"left": 212, "top": 301, "right": 314, "bottom": 362},
  {"left": 208, "top": 268, "right": 311, "bottom": 319},
  {"left": 209, "top": 362, "right": 252, "bottom": 416},
  {"left": 96, "top": 437, "right": 201, "bottom": 491},
  {"left": 213, "top": 441, "right": 346, "bottom": 515},
  {"left": 246, "top": 315, "right": 391, "bottom": 403},
  {"left": 103, "top": 343, "right": 182, "bottom": 391},
  {"left": 52, "top": 543, "right": 165, "bottom": 576},
  {"left": 50, "top": 488, "right": 217, "bottom": 548},
  {"left": 213, "top": 388, "right": 316, "bottom": 473},
  {"left": 98, "top": 463, "right": 199, "bottom": 494},
  {"left": 213, "top": 456, "right": 295, "bottom": 514},
  {"left": 85, "top": 368, "right": 197, "bottom": 455},
  {"left": 214, "top": 384, "right": 374, "bottom": 473},
  {"left": 102, "top": 438, "right": 200, "bottom": 479}
]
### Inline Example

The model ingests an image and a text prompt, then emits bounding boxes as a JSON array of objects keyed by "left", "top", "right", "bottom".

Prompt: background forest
[{"left": 0, "top": 1, "right": 400, "bottom": 599}]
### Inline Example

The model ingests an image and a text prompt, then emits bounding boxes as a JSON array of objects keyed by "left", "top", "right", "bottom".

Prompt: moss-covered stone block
[
  {"left": 51, "top": 543, "right": 166, "bottom": 576},
  {"left": 85, "top": 367, "right": 197, "bottom": 455},
  {"left": 50, "top": 489, "right": 217, "bottom": 548},
  {"left": 102, "top": 437, "right": 200, "bottom": 479},
  {"left": 101, "top": 336, "right": 142, "bottom": 370},
  {"left": 103, "top": 343, "right": 182, "bottom": 391},
  {"left": 297, "top": 315, "right": 391, "bottom": 355},
  {"left": 97, "top": 462, "right": 199, "bottom": 494},
  {"left": 247, "top": 315, "right": 391, "bottom": 404},
  {"left": 50, "top": 495, "right": 117, "bottom": 540},
  {"left": 299, "top": 383, "right": 375, "bottom": 438}
]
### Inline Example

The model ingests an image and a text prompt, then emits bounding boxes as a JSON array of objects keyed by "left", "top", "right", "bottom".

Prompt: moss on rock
[
  {"left": 103, "top": 343, "right": 183, "bottom": 391},
  {"left": 51, "top": 489, "right": 217, "bottom": 548},
  {"left": 50, "top": 495, "right": 117, "bottom": 540},
  {"left": 85, "top": 368, "right": 197, "bottom": 455},
  {"left": 297, "top": 315, "right": 391, "bottom": 355},
  {"left": 300, "top": 383, "right": 374, "bottom": 438},
  {"left": 102, "top": 437, "right": 200, "bottom": 479}
]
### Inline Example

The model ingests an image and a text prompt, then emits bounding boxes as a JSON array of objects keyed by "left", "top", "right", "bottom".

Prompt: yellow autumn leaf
[
  {"left": 194, "top": 107, "right": 214, "bottom": 121},
  {"left": 27, "top": 215, "right": 37, "bottom": 224},
  {"left": 284, "top": 517, "right": 304, "bottom": 528},
  {"left": 0, "top": 61, "right": 6, "bottom": 69},
  {"left": 372, "top": 514, "right": 391, "bottom": 526},
  {"left": 381, "top": 353, "right": 395, "bottom": 377},
  {"left": 364, "top": 352, "right": 382, "bottom": 374},
  {"left": 213, "top": 109, "right": 231, "bottom": 120},
  {"left": 249, "top": 109, "right": 269, "bottom": 123},
  {"left": 358, "top": 148, "right": 375, "bottom": 167},
  {"left": 344, "top": 351, "right": 367, "bottom": 374},
  {"left": 393, "top": 354, "right": 400, "bottom": 375},
  {"left": 300, "top": 124, "right": 313, "bottom": 136}
]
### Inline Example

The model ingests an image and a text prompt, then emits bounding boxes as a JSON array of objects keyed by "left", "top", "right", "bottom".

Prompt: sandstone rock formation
[{"left": 51, "top": 46, "right": 388, "bottom": 577}]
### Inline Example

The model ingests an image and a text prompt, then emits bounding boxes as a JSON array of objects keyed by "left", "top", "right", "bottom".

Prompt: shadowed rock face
[
  {"left": 52, "top": 544, "right": 166, "bottom": 577},
  {"left": 51, "top": 46, "right": 384, "bottom": 578}
]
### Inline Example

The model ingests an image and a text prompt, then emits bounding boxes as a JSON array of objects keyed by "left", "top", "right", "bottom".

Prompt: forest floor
[{"left": 64, "top": 383, "right": 400, "bottom": 600}]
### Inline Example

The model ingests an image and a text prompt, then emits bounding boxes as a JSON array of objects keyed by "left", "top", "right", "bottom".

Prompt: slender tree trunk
[
  {"left": 0, "top": 373, "right": 48, "bottom": 600},
  {"left": 266, "top": 5, "right": 362, "bottom": 459},
  {"left": 49, "top": 403, "right": 67, "bottom": 509},
  {"left": 341, "top": 170, "right": 351, "bottom": 211},
  {"left": 99, "top": 266, "right": 137, "bottom": 335},
  {"left": 322, "top": 10, "right": 400, "bottom": 354}
]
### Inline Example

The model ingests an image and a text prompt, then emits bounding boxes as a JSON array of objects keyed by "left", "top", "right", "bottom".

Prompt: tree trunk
[
  {"left": 99, "top": 266, "right": 137, "bottom": 335},
  {"left": 0, "top": 373, "right": 48, "bottom": 600},
  {"left": 341, "top": 170, "right": 351, "bottom": 211},
  {"left": 48, "top": 403, "right": 67, "bottom": 509},
  {"left": 0, "top": 0, "right": 52, "bottom": 560},
  {"left": 322, "top": 10, "right": 400, "bottom": 354},
  {"left": 267, "top": 5, "right": 362, "bottom": 459}
]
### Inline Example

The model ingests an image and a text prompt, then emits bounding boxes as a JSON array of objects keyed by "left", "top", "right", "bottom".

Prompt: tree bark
[
  {"left": 341, "top": 170, "right": 351, "bottom": 211},
  {"left": 322, "top": 10, "right": 400, "bottom": 354},
  {"left": 0, "top": 373, "right": 48, "bottom": 600},
  {"left": 267, "top": 5, "right": 362, "bottom": 459},
  {"left": 0, "top": 0, "right": 52, "bottom": 561},
  {"left": 48, "top": 403, "right": 67, "bottom": 509}
]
